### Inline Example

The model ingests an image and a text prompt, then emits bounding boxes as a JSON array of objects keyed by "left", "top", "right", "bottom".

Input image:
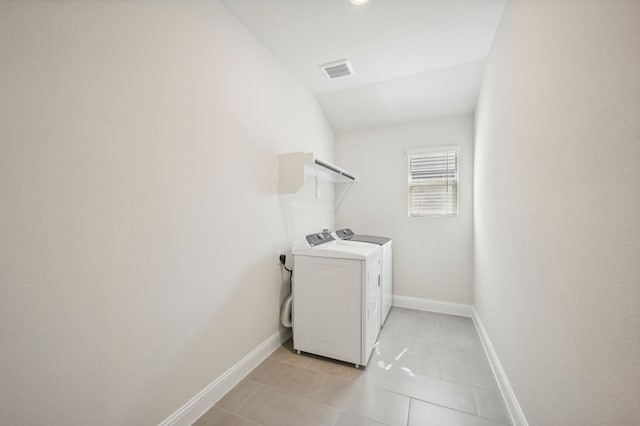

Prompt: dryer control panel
[
  {"left": 335, "top": 228, "right": 355, "bottom": 239},
  {"left": 305, "top": 232, "right": 335, "bottom": 247}
]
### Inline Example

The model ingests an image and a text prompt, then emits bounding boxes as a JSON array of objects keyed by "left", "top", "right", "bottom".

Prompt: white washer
[
  {"left": 334, "top": 229, "right": 393, "bottom": 327},
  {"left": 292, "top": 231, "right": 381, "bottom": 367}
]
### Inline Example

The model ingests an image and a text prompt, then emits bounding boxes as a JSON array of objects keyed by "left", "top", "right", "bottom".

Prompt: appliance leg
[
  {"left": 297, "top": 350, "right": 301, "bottom": 355},
  {"left": 355, "top": 364, "right": 359, "bottom": 369}
]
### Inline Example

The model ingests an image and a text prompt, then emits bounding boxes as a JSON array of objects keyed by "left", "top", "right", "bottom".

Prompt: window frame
[{"left": 406, "top": 146, "right": 460, "bottom": 218}]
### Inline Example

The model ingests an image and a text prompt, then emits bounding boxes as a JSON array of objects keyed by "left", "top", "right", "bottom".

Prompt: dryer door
[
  {"left": 363, "top": 254, "right": 381, "bottom": 364},
  {"left": 381, "top": 242, "right": 393, "bottom": 325}
]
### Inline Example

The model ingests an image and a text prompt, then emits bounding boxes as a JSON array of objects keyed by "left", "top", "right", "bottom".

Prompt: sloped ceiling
[{"left": 221, "top": 0, "right": 506, "bottom": 133}]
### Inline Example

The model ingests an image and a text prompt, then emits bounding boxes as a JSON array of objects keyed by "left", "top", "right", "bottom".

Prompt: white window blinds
[{"left": 408, "top": 149, "right": 459, "bottom": 216}]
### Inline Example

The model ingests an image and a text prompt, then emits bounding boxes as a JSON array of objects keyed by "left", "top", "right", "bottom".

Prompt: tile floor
[{"left": 194, "top": 307, "right": 512, "bottom": 426}]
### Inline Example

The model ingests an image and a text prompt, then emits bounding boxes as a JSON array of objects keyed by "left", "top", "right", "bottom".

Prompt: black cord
[{"left": 279, "top": 254, "right": 293, "bottom": 274}]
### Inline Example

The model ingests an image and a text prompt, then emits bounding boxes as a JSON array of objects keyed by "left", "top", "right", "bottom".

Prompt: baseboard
[
  {"left": 392, "top": 295, "right": 473, "bottom": 317},
  {"left": 472, "top": 308, "right": 528, "bottom": 426},
  {"left": 159, "top": 328, "right": 292, "bottom": 426}
]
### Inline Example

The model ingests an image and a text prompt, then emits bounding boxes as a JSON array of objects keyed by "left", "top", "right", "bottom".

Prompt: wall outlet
[{"left": 277, "top": 251, "right": 285, "bottom": 264}]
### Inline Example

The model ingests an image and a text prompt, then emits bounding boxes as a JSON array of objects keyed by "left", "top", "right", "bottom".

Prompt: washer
[
  {"left": 292, "top": 231, "right": 381, "bottom": 367},
  {"left": 334, "top": 228, "right": 393, "bottom": 326}
]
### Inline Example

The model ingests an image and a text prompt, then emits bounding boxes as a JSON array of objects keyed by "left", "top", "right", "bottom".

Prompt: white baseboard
[
  {"left": 159, "top": 329, "right": 292, "bottom": 426},
  {"left": 472, "top": 308, "right": 528, "bottom": 426},
  {"left": 392, "top": 295, "right": 473, "bottom": 317}
]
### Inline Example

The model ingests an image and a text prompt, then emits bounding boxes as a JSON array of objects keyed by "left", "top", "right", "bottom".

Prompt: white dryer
[
  {"left": 292, "top": 231, "right": 381, "bottom": 367},
  {"left": 334, "top": 229, "right": 393, "bottom": 327}
]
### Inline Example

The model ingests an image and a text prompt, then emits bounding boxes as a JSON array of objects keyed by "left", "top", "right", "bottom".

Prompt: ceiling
[{"left": 221, "top": 0, "right": 506, "bottom": 133}]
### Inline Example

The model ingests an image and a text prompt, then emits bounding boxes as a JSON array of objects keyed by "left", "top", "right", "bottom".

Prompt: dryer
[
  {"left": 292, "top": 231, "right": 381, "bottom": 367},
  {"left": 334, "top": 228, "right": 393, "bottom": 326}
]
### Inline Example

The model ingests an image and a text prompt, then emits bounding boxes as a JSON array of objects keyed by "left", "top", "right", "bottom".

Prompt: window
[{"left": 407, "top": 148, "right": 459, "bottom": 216}]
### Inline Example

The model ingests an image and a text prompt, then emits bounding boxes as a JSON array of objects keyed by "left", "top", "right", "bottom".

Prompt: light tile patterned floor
[{"left": 194, "top": 307, "right": 512, "bottom": 426}]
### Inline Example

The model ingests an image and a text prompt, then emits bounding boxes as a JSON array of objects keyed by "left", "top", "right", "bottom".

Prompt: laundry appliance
[
  {"left": 334, "top": 228, "right": 393, "bottom": 326},
  {"left": 292, "top": 231, "right": 381, "bottom": 367}
]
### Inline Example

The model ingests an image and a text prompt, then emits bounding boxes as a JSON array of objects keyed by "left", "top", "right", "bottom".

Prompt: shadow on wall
[
  {"left": 278, "top": 180, "right": 336, "bottom": 242},
  {"left": 130, "top": 255, "right": 288, "bottom": 425}
]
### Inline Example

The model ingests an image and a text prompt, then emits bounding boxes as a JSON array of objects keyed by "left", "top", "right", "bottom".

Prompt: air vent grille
[{"left": 320, "top": 59, "right": 354, "bottom": 79}]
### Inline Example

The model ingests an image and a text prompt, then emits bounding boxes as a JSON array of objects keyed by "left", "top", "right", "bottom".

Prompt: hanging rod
[
  {"left": 279, "top": 152, "right": 358, "bottom": 193},
  {"left": 314, "top": 159, "right": 356, "bottom": 181}
]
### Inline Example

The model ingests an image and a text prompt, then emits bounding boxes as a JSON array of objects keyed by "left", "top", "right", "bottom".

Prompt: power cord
[{"left": 279, "top": 254, "right": 293, "bottom": 274}]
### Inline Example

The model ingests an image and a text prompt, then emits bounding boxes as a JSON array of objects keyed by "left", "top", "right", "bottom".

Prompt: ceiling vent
[{"left": 320, "top": 59, "right": 355, "bottom": 80}]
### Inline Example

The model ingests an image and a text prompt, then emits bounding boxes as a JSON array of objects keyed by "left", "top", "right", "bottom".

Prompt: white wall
[
  {"left": 335, "top": 116, "right": 474, "bottom": 304},
  {"left": 0, "top": 1, "right": 334, "bottom": 424},
  {"left": 474, "top": 1, "right": 640, "bottom": 424}
]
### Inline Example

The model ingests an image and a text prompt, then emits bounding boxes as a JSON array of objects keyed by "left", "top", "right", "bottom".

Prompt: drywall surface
[
  {"left": 0, "top": 1, "right": 334, "bottom": 424},
  {"left": 474, "top": 1, "right": 640, "bottom": 424},
  {"left": 336, "top": 116, "right": 474, "bottom": 304}
]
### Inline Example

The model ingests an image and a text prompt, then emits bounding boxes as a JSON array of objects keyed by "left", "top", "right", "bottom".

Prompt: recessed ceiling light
[{"left": 350, "top": 0, "right": 369, "bottom": 5}]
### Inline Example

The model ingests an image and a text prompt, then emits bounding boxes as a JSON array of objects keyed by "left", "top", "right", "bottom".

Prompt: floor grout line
[
  {"left": 229, "top": 380, "right": 262, "bottom": 415},
  {"left": 212, "top": 405, "right": 264, "bottom": 426},
  {"left": 310, "top": 373, "right": 328, "bottom": 400}
]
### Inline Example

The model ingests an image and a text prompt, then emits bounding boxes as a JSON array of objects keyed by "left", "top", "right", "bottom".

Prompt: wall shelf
[{"left": 279, "top": 152, "right": 358, "bottom": 194}]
